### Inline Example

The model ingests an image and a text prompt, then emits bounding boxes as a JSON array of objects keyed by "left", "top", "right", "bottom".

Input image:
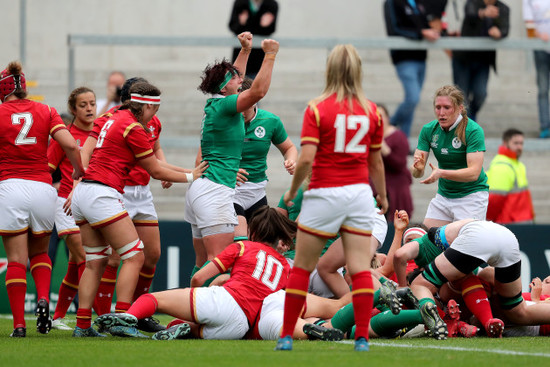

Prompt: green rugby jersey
[
  {"left": 417, "top": 118, "right": 488, "bottom": 198},
  {"left": 200, "top": 94, "right": 244, "bottom": 188},
  {"left": 241, "top": 108, "right": 288, "bottom": 183}
]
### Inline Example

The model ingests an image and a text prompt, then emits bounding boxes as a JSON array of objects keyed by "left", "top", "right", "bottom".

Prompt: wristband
[{"left": 185, "top": 173, "right": 194, "bottom": 183}]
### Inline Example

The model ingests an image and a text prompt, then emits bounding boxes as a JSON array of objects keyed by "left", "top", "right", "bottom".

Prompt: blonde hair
[
  {"left": 434, "top": 85, "right": 468, "bottom": 144},
  {"left": 310, "top": 44, "right": 370, "bottom": 115}
]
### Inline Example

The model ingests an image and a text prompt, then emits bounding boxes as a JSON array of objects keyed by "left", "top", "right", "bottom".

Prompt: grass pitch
[{"left": 1, "top": 314, "right": 549, "bottom": 367}]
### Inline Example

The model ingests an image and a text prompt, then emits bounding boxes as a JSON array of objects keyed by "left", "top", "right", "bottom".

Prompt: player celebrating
[
  {"left": 0, "top": 61, "right": 84, "bottom": 337},
  {"left": 185, "top": 32, "right": 279, "bottom": 274},
  {"left": 276, "top": 45, "right": 388, "bottom": 352}
]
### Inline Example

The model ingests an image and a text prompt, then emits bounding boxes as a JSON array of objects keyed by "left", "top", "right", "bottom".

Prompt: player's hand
[
  {"left": 412, "top": 151, "right": 426, "bottom": 171},
  {"left": 376, "top": 194, "right": 389, "bottom": 215},
  {"left": 261, "top": 39, "right": 279, "bottom": 55},
  {"left": 394, "top": 210, "right": 410, "bottom": 231},
  {"left": 283, "top": 189, "right": 297, "bottom": 207},
  {"left": 63, "top": 191, "right": 74, "bottom": 216},
  {"left": 420, "top": 163, "right": 441, "bottom": 184},
  {"left": 530, "top": 277, "right": 542, "bottom": 301},
  {"left": 192, "top": 161, "right": 209, "bottom": 181},
  {"left": 284, "top": 159, "right": 296, "bottom": 175},
  {"left": 236, "top": 168, "right": 249, "bottom": 186},
  {"left": 161, "top": 181, "right": 173, "bottom": 189},
  {"left": 72, "top": 167, "right": 85, "bottom": 181},
  {"left": 238, "top": 31, "right": 253, "bottom": 49}
]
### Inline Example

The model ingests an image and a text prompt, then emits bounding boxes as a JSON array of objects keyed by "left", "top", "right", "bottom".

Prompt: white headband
[
  {"left": 403, "top": 227, "right": 427, "bottom": 244},
  {"left": 130, "top": 93, "right": 161, "bottom": 105}
]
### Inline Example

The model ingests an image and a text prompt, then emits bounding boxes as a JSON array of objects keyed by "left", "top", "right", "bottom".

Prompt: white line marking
[{"left": 339, "top": 340, "right": 550, "bottom": 358}]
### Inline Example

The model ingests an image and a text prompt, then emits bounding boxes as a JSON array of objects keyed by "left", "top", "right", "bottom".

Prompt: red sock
[
  {"left": 280, "top": 266, "right": 310, "bottom": 338},
  {"left": 461, "top": 275, "right": 492, "bottom": 326},
  {"left": 93, "top": 264, "right": 118, "bottom": 315},
  {"left": 76, "top": 308, "right": 92, "bottom": 329},
  {"left": 132, "top": 265, "right": 156, "bottom": 302},
  {"left": 30, "top": 252, "right": 52, "bottom": 301},
  {"left": 351, "top": 271, "right": 374, "bottom": 340},
  {"left": 115, "top": 301, "right": 132, "bottom": 313},
  {"left": 53, "top": 262, "right": 79, "bottom": 320},
  {"left": 6, "top": 262, "right": 27, "bottom": 329},
  {"left": 539, "top": 324, "right": 550, "bottom": 336},
  {"left": 127, "top": 294, "right": 158, "bottom": 319}
]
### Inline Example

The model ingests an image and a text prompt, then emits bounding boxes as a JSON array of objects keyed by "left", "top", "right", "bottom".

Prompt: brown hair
[
  {"left": 433, "top": 85, "right": 468, "bottom": 144},
  {"left": 120, "top": 81, "right": 161, "bottom": 124},
  {"left": 197, "top": 59, "right": 240, "bottom": 95},
  {"left": 248, "top": 205, "right": 297, "bottom": 249},
  {"left": 6, "top": 61, "right": 27, "bottom": 99}
]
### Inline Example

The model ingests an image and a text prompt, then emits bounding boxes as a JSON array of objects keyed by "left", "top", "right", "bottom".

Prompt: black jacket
[
  {"left": 228, "top": 0, "right": 279, "bottom": 76},
  {"left": 384, "top": 0, "right": 432, "bottom": 64},
  {"left": 453, "top": 0, "right": 510, "bottom": 71}
]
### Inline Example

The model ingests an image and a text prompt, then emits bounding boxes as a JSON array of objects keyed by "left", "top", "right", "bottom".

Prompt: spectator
[
  {"left": 229, "top": 0, "right": 278, "bottom": 79},
  {"left": 96, "top": 71, "right": 125, "bottom": 117},
  {"left": 523, "top": 0, "right": 550, "bottom": 139},
  {"left": 452, "top": 0, "right": 510, "bottom": 122},
  {"left": 486, "top": 128, "right": 535, "bottom": 224},
  {"left": 384, "top": 0, "right": 440, "bottom": 137},
  {"left": 373, "top": 104, "right": 413, "bottom": 222}
]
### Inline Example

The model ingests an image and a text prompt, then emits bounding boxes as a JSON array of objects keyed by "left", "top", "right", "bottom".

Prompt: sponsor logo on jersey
[
  {"left": 255, "top": 126, "right": 266, "bottom": 138},
  {"left": 441, "top": 148, "right": 448, "bottom": 155},
  {"left": 431, "top": 134, "right": 439, "bottom": 149}
]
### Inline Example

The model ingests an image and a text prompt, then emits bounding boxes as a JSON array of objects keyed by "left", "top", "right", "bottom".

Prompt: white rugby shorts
[
  {"left": 298, "top": 184, "right": 376, "bottom": 238},
  {"left": 122, "top": 184, "right": 158, "bottom": 226},
  {"left": 425, "top": 192, "right": 488, "bottom": 223},
  {"left": 184, "top": 178, "right": 238, "bottom": 229},
  {"left": 193, "top": 286, "right": 249, "bottom": 340},
  {"left": 0, "top": 179, "right": 56, "bottom": 236},
  {"left": 55, "top": 196, "right": 79, "bottom": 236},
  {"left": 71, "top": 182, "right": 128, "bottom": 228}
]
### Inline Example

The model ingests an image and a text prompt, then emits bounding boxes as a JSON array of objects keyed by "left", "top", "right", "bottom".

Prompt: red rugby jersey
[
  {"left": 300, "top": 94, "right": 383, "bottom": 189},
  {"left": 48, "top": 124, "right": 91, "bottom": 198},
  {"left": 84, "top": 109, "right": 154, "bottom": 193},
  {"left": 213, "top": 241, "right": 290, "bottom": 326},
  {"left": 125, "top": 115, "right": 162, "bottom": 186},
  {"left": 0, "top": 99, "right": 67, "bottom": 184}
]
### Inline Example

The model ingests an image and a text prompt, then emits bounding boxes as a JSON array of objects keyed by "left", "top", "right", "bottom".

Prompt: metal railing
[{"left": 67, "top": 34, "right": 550, "bottom": 93}]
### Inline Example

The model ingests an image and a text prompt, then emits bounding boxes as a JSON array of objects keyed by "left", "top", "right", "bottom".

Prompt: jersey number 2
[
  {"left": 333, "top": 114, "right": 369, "bottom": 153},
  {"left": 252, "top": 250, "right": 284, "bottom": 291},
  {"left": 12, "top": 112, "right": 37, "bottom": 145}
]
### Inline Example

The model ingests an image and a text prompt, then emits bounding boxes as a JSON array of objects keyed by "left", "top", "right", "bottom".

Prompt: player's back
[
  {"left": 0, "top": 99, "right": 66, "bottom": 184},
  {"left": 217, "top": 241, "right": 290, "bottom": 325}
]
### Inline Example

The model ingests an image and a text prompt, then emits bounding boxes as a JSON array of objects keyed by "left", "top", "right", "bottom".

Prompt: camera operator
[{"left": 96, "top": 71, "right": 126, "bottom": 116}]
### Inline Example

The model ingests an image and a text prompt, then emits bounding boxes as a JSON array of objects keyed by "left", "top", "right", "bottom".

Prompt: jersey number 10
[{"left": 252, "top": 250, "right": 284, "bottom": 291}]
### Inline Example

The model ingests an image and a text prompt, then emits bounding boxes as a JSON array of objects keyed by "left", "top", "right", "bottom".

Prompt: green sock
[
  {"left": 372, "top": 289, "right": 380, "bottom": 307},
  {"left": 330, "top": 303, "right": 356, "bottom": 334},
  {"left": 419, "top": 297, "right": 436, "bottom": 308},
  {"left": 370, "top": 310, "right": 423, "bottom": 337},
  {"left": 190, "top": 265, "right": 201, "bottom": 279}
]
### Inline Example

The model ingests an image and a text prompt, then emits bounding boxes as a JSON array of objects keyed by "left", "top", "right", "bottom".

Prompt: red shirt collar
[{"left": 498, "top": 145, "right": 518, "bottom": 160}]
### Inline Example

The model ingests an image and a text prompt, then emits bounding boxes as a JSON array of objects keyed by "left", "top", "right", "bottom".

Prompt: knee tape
[
  {"left": 83, "top": 245, "right": 112, "bottom": 262},
  {"left": 116, "top": 239, "right": 144, "bottom": 260}
]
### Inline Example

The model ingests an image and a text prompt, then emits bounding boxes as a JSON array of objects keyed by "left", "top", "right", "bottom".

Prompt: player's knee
[
  {"left": 421, "top": 262, "right": 448, "bottom": 289},
  {"left": 116, "top": 239, "right": 144, "bottom": 261},
  {"left": 83, "top": 244, "right": 112, "bottom": 262}
]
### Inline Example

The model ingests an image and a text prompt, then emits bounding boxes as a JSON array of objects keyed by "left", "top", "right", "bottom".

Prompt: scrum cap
[{"left": 0, "top": 68, "right": 26, "bottom": 102}]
